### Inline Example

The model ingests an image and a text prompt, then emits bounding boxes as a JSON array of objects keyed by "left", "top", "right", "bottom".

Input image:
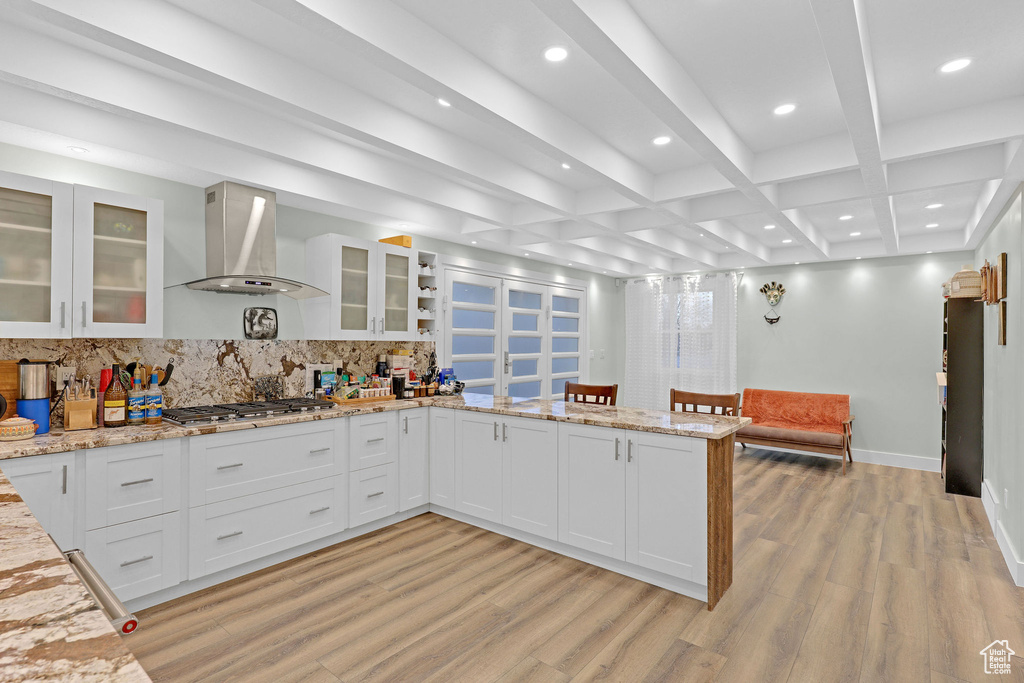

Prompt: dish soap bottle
[
  {"left": 145, "top": 371, "right": 163, "bottom": 426},
  {"left": 103, "top": 364, "right": 127, "bottom": 428},
  {"left": 127, "top": 376, "right": 146, "bottom": 426}
]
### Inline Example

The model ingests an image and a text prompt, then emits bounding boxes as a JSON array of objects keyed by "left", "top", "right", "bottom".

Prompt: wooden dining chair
[
  {"left": 669, "top": 389, "right": 741, "bottom": 416},
  {"left": 564, "top": 382, "right": 618, "bottom": 406}
]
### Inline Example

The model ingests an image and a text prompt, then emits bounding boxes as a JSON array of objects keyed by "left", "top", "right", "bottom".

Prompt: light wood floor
[{"left": 128, "top": 448, "right": 1024, "bottom": 682}]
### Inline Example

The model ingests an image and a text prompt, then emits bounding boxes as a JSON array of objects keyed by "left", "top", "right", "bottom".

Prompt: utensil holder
[{"left": 64, "top": 398, "right": 97, "bottom": 431}]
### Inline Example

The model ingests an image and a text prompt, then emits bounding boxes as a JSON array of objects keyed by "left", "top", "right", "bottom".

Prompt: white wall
[
  {"left": 974, "top": 188, "right": 1023, "bottom": 580},
  {"left": 735, "top": 252, "right": 971, "bottom": 468},
  {"left": 0, "top": 142, "right": 623, "bottom": 386}
]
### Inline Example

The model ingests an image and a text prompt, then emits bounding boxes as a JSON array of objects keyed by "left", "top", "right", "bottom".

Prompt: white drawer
[
  {"left": 85, "top": 440, "right": 182, "bottom": 530},
  {"left": 84, "top": 512, "right": 181, "bottom": 602},
  {"left": 349, "top": 462, "right": 398, "bottom": 527},
  {"left": 349, "top": 412, "right": 398, "bottom": 471},
  {"left": 188, "top": 475, "right": 347, "bottom": 579},
  {"left": 189, "top": 421, "right": 347, "bottom": 506}
]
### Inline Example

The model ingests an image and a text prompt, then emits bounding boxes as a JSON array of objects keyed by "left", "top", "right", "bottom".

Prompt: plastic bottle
[
  {"left": 127, "top": 377, "right": 146, "bottom": 426},
  {"left": 145, "top": 371, "right": 163, "bottom": 425}
]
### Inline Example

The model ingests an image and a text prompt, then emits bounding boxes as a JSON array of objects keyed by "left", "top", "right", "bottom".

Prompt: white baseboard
[
  {"left": 982, "top": 479, "right": 1024, "bottom": 588},
  {"left": 736, "top": 443, "right": 940, "bottom": 472}
]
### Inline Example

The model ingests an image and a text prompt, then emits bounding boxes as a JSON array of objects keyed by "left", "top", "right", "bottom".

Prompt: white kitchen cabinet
[
  {"left": 625, "top": 432, "right": 706, "bottom": 583},
  {"left": 0, "top": 170, "right": 74, "bottom": 339},
  {"left": 303, "top": 233, "right": 416, "bottom": 341},
  {"left": 72, "top": 185, "right": 163, "bottom": 338},
  {"left": 0, "top": 452, "right": 76, "bottom": 549},
  {"left": 85, "top": 439, "right": 181, "bottom": 531},
  {"left": 429, "top": 407, "right": 456, "bottom": 507},
  {"left": 189, "top": 475, "right": 347, "bottom": 579},
  {"left": 84, "top": 512, "right": 181, "bottom": 602},
  {"left": 189, "top": 420, "right": 346, "bottom": 506},
  {"left": 557, "top": 424, "right": 626, "bottom": 560},
  {"left": 501, "top": 416, "right": 558, "bottom": 540},
  {"left": 349, "top": 412, "right": 397, "bottom": 471},
  {"left": 398, "top": 407, "right": 429, "bottom": 511},
  {"left": 349, "top": 462, "right": 398, "bottom": 527},
  {"left": 454, "top": 411, "right": 504, "bottom": 524}
]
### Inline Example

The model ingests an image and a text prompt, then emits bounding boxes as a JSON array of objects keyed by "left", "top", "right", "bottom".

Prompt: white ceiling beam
[
  {"left": 531, "top": 0, "right": 829, "bottom": 260},
  {"left": 526, "top": 242, "right": 658, "bottom": 276},
  {"left": 783, "top": 209, "right": 831, "bottom": 258},
  {"left": 774, "top": 169, "right": 866, "bottom": 210},
  {"left": 964, "top": 140, "right": 1024, "bottom": 248},
  {"left": 695, "top": 220, "right": 771, "bottom": 263},
  {"left": 625, "top": 229, "right": 720, "bottom": 267},
  {"left": 4, "top": 0, "right": 583, "bottom": 219},
  {"left": 887, "top": 144, "right": 1007, "bottom": 196},
  {"left": 883, "top": 95, "right": 1024, "bottom": 162},
  {"left": 808, "top": 0, "right": 897, "bottom": 254},
  {"left": 567, "top": 236, "right": 677, "bottom": 272}
]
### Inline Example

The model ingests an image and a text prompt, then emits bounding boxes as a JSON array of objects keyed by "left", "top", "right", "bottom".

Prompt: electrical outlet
[{"left": 54, "top": 366, "right": 77, "bottom": 388}]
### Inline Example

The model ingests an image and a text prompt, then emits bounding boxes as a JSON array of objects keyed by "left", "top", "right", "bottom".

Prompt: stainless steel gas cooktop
[{"left": 162, "top": 398, "right": 333, "bottom": 425}]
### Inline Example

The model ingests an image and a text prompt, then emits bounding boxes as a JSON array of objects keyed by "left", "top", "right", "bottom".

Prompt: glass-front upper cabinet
[
  {"left": 0, "top": 171, "right": 74, "bottom": 339},
  {"left": 73, "top": 186, "right": 163, "bottom": 338},
  {"left": 303, "top": 233, "right": 417, "bottom": 341}
]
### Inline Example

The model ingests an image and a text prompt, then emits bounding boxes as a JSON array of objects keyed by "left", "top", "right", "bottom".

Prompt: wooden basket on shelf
[{"left": 949, "top": 266, "right": 982, "bottom": 299}]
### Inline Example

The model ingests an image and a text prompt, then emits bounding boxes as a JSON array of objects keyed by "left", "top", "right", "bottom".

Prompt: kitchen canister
[{"left": 17, "top": 360, "right": 52, "bottom": 435}]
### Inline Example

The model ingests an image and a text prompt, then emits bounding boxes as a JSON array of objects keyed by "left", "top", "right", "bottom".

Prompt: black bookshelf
[{"left": 943, "top": 298, "right": 983, "bottom": 497}]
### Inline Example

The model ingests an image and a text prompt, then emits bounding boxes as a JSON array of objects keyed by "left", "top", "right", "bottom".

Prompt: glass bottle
[{"left": 103, "top": 364, "right": 127, "bottom": 427}]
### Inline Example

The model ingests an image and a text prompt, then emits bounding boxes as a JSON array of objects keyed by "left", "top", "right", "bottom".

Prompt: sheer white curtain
[{"left": 623, "top": 273, "right": 739, "bottom": 410}]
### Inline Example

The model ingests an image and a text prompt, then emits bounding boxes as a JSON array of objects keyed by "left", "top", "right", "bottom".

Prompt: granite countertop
[
  {"left": 0, "top": 395, "right": 749, "bottom": 460},
  {"left": 0, "top": 472, "right": 151, "bottom": 682}
]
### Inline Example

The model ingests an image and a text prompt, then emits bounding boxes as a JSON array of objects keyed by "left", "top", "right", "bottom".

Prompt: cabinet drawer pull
[
  {"left": 121, "top": 478, "right": 154, "bottom": 487},
  {"left": 61, "top": 465, "right": 68, "bottom": 495},
  {"left": 217, "top": 462, "right": 244, "bottom": 470},
  {"left": 217, "top": 531, "right": 243, "bottom": 540},
  {"left": 366, "top": 436, "right": 385, "bottom": 443},
  {"left": 503, "top": 423, "right": 508, "bottom": 442},
  {"left": 308, "top": 447, "right": 331, "bottom": 454},
  {"left": 627, "top": 440, "right": 633, "bottom": 462},
  {"left": 309, "top": 506, "right": 331, "bottom": 515},
  {"left": 367, "top": 491, "right": 385, "bottom": 498},
  {"left": 615, "top": 438, "right": 620, "bottom": 460},
  {"left": 404, "top": 416, "right": 408, "bottom": 434},
  {"left": 120, "top": 555, "right": 153, "bottom": 568},
  {"left": 494, "top": 422, "right": 499, "bottom": 440}
]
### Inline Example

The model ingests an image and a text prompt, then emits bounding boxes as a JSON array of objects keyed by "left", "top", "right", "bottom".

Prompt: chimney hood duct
[{"left": 185, "top": 181, "right": 327, "bottom": 299}]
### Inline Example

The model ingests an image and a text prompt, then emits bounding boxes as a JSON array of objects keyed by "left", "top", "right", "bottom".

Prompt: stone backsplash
[{"left": 0, "top": 338, "right": 434, "bottom": 409}]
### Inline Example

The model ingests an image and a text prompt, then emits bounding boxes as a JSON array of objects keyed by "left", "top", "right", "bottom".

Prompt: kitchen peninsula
[{"left": 0, "top": 395, "right": 748, "bottom": 680}]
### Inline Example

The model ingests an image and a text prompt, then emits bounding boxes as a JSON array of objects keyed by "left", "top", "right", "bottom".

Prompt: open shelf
[
  {"left": 0, "top": 278, "right": 50, "bottom": 287},
  {"left": 95, "top": 234, "right": 146, "bottom": 246},
  {"left": 0, "top": 221, "right": 50, "bottom": 234},
  {"left": 94, "top": 285, "right": 146, "bottom": 293}
]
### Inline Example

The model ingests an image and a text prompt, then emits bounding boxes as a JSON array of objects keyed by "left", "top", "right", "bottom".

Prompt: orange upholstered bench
[{"left": 735, "top": 388, "right": 855, "bottom": 474}]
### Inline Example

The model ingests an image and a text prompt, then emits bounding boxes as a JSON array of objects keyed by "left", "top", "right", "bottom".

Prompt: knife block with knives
[{"left": 64, "top": 397, "right": 97, "bottom": 431}]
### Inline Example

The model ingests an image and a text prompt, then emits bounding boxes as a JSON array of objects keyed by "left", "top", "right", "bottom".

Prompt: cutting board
[{"left": 0, "top": 360, "right": 46, "bottom": 421}]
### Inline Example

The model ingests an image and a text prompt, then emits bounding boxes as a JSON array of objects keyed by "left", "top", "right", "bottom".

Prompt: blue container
[{"left": 16, "top": 398, "right": 50, "bottom": 435}]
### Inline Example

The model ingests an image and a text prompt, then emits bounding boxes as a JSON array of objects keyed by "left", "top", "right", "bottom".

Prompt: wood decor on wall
[{"left": 979, "top": 253, "right": 1009, "bottom": 345}]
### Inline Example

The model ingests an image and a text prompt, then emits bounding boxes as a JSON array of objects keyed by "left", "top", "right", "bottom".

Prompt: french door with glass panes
[{"left": 445, "top": 270, "right": 585, "bottom": 399}]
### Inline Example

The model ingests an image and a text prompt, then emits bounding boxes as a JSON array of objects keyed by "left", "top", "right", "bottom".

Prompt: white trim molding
[{"left": 982, "top": 479, "right": 1024, "bottom": 587}]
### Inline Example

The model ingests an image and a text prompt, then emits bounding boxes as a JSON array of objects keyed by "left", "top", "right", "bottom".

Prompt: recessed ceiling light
[
  {"left": 763, "top": 224, "right": 775, "bottom": 230},
  {"left": 699, "top": 233, "right": 704, "bottom": 237},
  {"left": 544, "top": 46, "right": 569, "bottom": 62},
  {"left": 471, "top": 240, "right": 477, "bottom": 244},
  {"left": 782, "top": 239, "right": 793, "bottom": 244},
  {"left": 220, "top": 283, "right": 229, "bottom": 288},
  {"left": 602, "top": 271, "right": 607, "bottom": 274},
  {"left": 561, "top": 162, "right": 571, "bottom": 170},
  {"left": 926, "top": 203, "right": 943, "bottom": 209},
  {"left": 926, "top": 251, "right": 933, "bottom": 254},
  {"left": 652, "top": 135, "right": 671, "bottom": 146},
  {"left": 67, "top": 146, "right": 89, "bottom": 153},
  {"left": 437, "top": 97, "right": 451, "bottom": 107},
  {"left": 939, "top": 58, "right": 971, "bottom": 73},
  {"left": 773, "top": 103, "right": 796, "bottom": 116},
  {"left": 399, "top": 223, "right": 407, "bottom": 228},
  {"left": 856, "top": 257, "right": 862, "bottom": 260},
  {"left": 850, "top": 232, "right": 861, "bottom": 237},
  {"left": 567, "top": 262, "right": 573, "bottom": 266},
  {"left": 278, "top": 288, "right": 288, "bottom": 292},
  {"left": 795, "top": 262, "right": 801, "bottom": 265},
  {"left": 926, "top": 223, "right": 939, "bottom": 228},
  {"left": 524, "top": 252, "right": 530, "bottom": 256},
  {"left": 839, "top": 215, "right": 853, "bottom": 221}
]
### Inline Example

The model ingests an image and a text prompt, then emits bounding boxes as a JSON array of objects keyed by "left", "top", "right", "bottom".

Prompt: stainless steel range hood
[{"left": 185, "top": 181, "right": 327, "bottom": 299}]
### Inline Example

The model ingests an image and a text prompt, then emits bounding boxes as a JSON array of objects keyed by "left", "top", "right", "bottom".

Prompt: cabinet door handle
[
  {"left": 367, "top": 491, "right": 385, "bottom": 498},
  {"left": 120, "top": 555, "right": 153, "bottom": 568},
  {"left": 614, "top": 438, "right": 620, "bottom": 461},
  {"left": 81, "top": 301, "right": 87, "bottom": 329},
  {"left": 217, "top": 462, "right": 244, "bottom": 470},
  {"left": 120, "top": 478, "right": 154, "bottom": 487},
  {"left": 367, "top": 436, "right": 385, "bottom": 443},
  {"left": 60, "top": 301, "right": 66, "bottom": 329},
  {"left": 309, "top": 506, "right": 331, "bottom": 515},
  {"left": 404, "top": 416, "right": 408, "bottom": 434},
  {"left": 371, "top": 316, "right": 376, "bottom": 334},
  {"left": 503, "top": 423, "right": 508, "bottom": 442},
  {"left": 504, "top": 351, "right": 510, "bottom": 374},
  {"left": 217, "top": 531, "right": 243, "bottom": 540},
  {"left": 627, "top": 439, "right": 633, "bottom": 462},
  {"left": 309, "top": 447, "right": 330, "bottom": 454},
  {"left": 61, "top": 465, "right": 68, "bottom": 495},
  {"left": 494, "top": 422, "right": 499, "bottom": 440}
]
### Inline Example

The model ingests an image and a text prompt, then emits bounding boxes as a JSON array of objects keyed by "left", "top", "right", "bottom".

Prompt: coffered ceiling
[{"left": 0, "top": 0, "right": 1022, "bottom": 275}]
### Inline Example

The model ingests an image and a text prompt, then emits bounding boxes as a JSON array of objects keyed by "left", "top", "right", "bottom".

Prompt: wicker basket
[{"left": 949, "top": 265, "right": 982, "bottom": 299}]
